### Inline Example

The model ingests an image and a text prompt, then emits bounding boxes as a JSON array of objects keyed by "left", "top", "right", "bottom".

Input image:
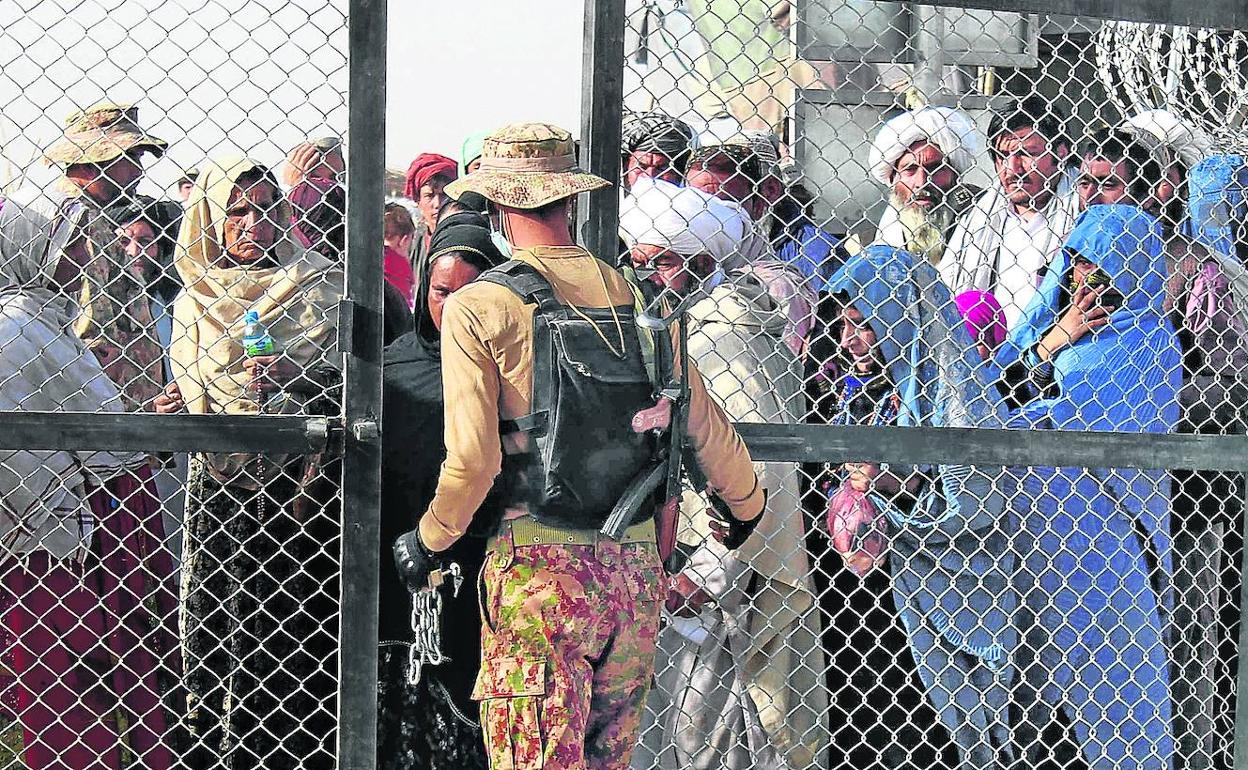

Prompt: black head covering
[
  {"left": 622, "top": 111, "right": 697, "bottom": 172},
  {"left": 413, "top": 217, "right": 507, "bottom": 351},
  {"left": 453, "top": 190, "right": 489, "bottom": 213},
  {"left": 102, "top": 194, "right": 183, "bottom": 303},
  {"left": 433, "top": 209, "right": 490, "bottom": 233},
  {"left": 382, "top": 281, "right": 414, "bottom": 346}
]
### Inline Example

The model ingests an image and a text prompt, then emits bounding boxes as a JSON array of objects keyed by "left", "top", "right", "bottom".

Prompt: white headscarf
[
  {"left": 0, "top": 188, "right": 141, "bottom": 560},
  {"left": 1121, "top": 108, "right": 1213, "bottom": 171},
  {"left": 868, "top": 107, "right": 985, "bottom": 185},
  {"left": 619, "top": 177, "right": 814, "bottom": 354},
  {"left": 618, "top": 176, "right": 754, "bottom": 262}
]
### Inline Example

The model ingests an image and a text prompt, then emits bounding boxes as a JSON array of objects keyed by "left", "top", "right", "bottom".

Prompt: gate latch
[
  {"left": 336, "top": 298, "right": 356, "bottom": 355},
  {"left": 351, "top": 419, "right": 380, "bottom": 443}
]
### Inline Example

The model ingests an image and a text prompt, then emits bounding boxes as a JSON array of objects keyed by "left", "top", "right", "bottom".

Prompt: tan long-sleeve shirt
[{"left": 419, "top": 245, "right": 764, "bottom": 553}]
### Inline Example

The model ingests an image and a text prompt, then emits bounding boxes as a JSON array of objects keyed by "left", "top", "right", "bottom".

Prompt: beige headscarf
[
  {"left": 172, "top": 156, "right": 341, "bottom": 415},
  {"left": 0, "top": 189, "right": 143, "bottom": 559},
  {"left": 171, "top": 157, "right": 341, "bottom": 481}
]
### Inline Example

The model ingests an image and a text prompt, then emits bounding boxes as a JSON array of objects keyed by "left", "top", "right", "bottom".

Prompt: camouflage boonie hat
[
  {"left": 445, "top": 122, "right": 609, "bottom": 209},
  {"left": 44, "top": 103, "right": 168, "bottom": 166}
]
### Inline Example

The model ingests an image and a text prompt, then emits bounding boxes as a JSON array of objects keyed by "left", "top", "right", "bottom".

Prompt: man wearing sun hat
[
  {"left": 391, "top": 122, "right": 765, "bottom": 768},
  {"left": 43, "top": 102, "right": 168, "bottom": 410},
  {"left": 46, "top": 102, "right": 168, "bottom": 205}
]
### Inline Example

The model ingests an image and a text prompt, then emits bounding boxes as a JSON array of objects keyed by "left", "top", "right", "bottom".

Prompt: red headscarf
[{"left": 403, "top": 153, "right": 458, "bottom": 200}]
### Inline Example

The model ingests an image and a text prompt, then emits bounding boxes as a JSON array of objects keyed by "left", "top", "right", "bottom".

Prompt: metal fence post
[
  {"left": 578, "top": 0, "right": 626, "bottom": 263},
  {"left": 1235, "top": 467, "right": 1248, "bottom": 769},
  {"left": 339, "top": 0, "right": 387, "bottom": 767},
  {"left": 912, "top": 5, "right": 948, "bottom": 103}
]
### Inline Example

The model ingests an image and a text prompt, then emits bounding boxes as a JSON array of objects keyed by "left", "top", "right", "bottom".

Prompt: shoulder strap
[
  {"left": 621, "top": 266, "right": 672, "bottom": 392},
  {"left": 478, "top": 259, "right": 568, "bottom": 321},
  {"left": 480, "top": 260, "right": 557, "bottom": 438}
]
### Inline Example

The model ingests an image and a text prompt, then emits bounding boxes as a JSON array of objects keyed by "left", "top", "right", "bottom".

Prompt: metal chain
[{"left": 406, "top": 562, "right": 463, "bottom": 687}]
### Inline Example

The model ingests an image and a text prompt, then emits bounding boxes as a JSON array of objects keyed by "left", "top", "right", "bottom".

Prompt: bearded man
[
  {"left": 937, "top": 97, "right": 1081, "bottom": 328},
  {"left": 868, "top": 107, "right": 983, "bottom": 266},
  {"left": 620, "top": 176, "right": 827, "bottom": 770},
  {"left": 44, "top": 102, "right": 168, "bottom": 409}
]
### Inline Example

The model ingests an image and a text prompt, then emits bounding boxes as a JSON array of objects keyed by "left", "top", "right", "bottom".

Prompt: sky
[
  {"left": 384, "top": 0, "right": 586, "bottom": 170},
  {"left": 0, "top": 0, "right": 586, "bottom": 196}
]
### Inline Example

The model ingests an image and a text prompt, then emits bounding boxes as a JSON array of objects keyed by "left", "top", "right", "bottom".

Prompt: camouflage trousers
[{"left": 473, "top": 526, "right": 664, "bottom": 770}]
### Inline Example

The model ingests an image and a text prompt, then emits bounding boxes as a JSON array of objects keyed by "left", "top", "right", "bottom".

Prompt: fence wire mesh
[
  {"left": 2, "top": 0, "right": 1248, "bottom": 769},
  {"left": 0, "top": 1, "right": 351, "bottom": 768},
  {"left": 614, "top": 2, "right": 1248, "bottom": 769}
]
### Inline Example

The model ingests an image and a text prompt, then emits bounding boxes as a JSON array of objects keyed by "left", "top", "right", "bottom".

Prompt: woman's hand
[
  {"left": 243, "top": 355, "right": 297, "bottom": 397},
  {"left": 153, "top": 381, "right": 185, "bottom": 414},
  {"left": 280, "top": 143, "right": 321, "bottom": 188},
  {"left": 1036, "top": 284, "right": 1113, "bottom": 362}
]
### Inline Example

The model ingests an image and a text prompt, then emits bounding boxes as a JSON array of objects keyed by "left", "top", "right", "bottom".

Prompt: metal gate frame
[
  {"left": 0, "top": 1, "right": 388, "bottom": 768},
  {"left": 3, "top": 0, "right": 1245, "bottom": 766}
]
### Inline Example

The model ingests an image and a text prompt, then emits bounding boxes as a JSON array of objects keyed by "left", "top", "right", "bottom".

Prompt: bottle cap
[{"left": 243, "top": 310, "right": 260, "bottom": 324}]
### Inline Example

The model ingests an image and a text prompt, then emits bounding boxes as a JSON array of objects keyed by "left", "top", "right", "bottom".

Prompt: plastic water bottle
[
  {"left": 241, "top": 310, "right": 275, "bottom": 406},
  {"left": 242, "top": 310, "right": 275, "bottom": 357}
]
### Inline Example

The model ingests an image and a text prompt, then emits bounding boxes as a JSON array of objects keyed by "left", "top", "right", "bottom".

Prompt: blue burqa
[
  {"left": 1185, "top": 154, "right": 1248, "bottom": 260},
  {"left": 826, "top": 245, "right": 1020, "bottom": 770},
  {"left": 995, "top": 204, "right": 1179, "bottom": 770}
]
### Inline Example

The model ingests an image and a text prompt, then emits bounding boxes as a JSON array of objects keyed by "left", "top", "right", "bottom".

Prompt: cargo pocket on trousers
[{"left": 472, "top": 656, "right": 547, "bottom": 770}]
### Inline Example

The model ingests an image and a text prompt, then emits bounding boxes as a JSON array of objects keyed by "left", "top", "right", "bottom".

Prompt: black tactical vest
[{"left": 480, "top": 260, "right": 659, "bottom": 530}]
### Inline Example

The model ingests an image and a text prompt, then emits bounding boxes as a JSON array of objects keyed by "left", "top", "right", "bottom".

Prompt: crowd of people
[
  {"left": 0, "top": 90, "right": 1244, "bottom": 770},
  {"left": 0, "top": 103, "right": 354, "bottom": 770},
  {"left": 605, "top": 98, "right": 1246, "bottom": 770}
]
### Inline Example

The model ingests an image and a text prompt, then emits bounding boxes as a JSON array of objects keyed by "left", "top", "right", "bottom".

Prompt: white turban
[
  {"left": 618, "top": 177, "right": 753, "bottom": 262},
  {"left": 1120, "top": 109, "right": 1213, "bottom": 171},
  {"left": 868, "top": 107, "right": 984, "bottom": 185}
]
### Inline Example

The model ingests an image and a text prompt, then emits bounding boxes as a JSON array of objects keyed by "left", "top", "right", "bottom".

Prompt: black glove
[
  {"left": 393, "top": 529, "right": 438, "bottom": 593},
  {"left": 708, "top": 489, "right": 767, "bottom": 550}
]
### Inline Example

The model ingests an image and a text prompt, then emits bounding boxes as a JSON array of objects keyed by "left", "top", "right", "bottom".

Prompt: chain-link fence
[
  {"left": 5, "top": 0, "right": 1248, "bottom": 768},
  {"left": 605, "top": 1, "right": 1248, "bottom": 769},
  {"left": 0, "top": 0, "right": 387, "bottom": 768}
]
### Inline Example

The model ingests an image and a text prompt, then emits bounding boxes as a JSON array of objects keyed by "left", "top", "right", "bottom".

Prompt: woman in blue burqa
[
  {"left": 995, "top": 204, "right": 1179, "bottom": 769},
  {"left": 824, "top": 244, "right": 1020, "bottom": 769}
]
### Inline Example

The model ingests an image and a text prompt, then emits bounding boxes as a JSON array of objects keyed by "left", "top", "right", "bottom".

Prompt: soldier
[
  {"left": 43, "top": 102, "right": 168, "bottom": 410},
  {"left": 392, "top": 122, "right": 766, "bottom": 770}
]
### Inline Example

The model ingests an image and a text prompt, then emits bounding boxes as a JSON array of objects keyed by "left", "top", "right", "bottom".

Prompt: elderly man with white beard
[{"left": 868, "top": 106, "right": 984, "bottom": 265}]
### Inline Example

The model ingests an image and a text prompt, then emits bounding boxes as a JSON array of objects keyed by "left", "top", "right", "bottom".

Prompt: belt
[{"left": 494, "top": 517, "right": 656, "bottom": 547}]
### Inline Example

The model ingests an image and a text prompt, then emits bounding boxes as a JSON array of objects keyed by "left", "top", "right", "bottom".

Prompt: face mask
[
  {"left": 487, "top": 201, "right": 514, "bottom": 258},
  {"left": 490, "top": 228, "right": 513, "bottom": 259}
]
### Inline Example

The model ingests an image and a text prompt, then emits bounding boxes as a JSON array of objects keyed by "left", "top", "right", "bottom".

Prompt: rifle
[{"left": 600, "top": 274, "right": 699, "bottom": 573}]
